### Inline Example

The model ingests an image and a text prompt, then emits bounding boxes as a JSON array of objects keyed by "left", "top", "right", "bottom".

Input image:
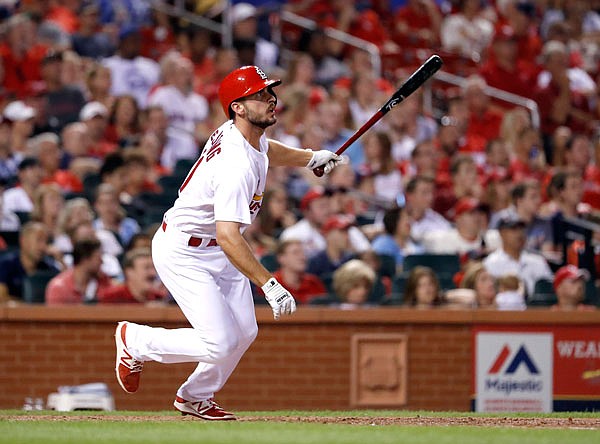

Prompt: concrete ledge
[{"left": 2, "top": 304, "right": 598, "bottom": 325}]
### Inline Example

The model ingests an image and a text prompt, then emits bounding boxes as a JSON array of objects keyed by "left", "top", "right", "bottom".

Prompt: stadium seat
[
  {"left": 403, "top": 254, "right": 461, "bottom": 277},
  {"left": 528, "top": 278, "right": 557, "bottom": 307},
  {"left": 173, "top": 159, "right": 196, "bottom": 179},
  {"left": 22, "top": 270, "right": 60, "bottom": 304},
  {"left": 377, "top": 254, "right": 396, "bottom": 278},
  {"left": 309, "top": 294, "right": 340, "bottom": 305},
  {"left": 260, "top": 253, "right": 279, "bottom": 272}
]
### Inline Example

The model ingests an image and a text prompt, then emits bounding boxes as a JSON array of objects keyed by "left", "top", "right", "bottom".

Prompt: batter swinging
[{"left": 114, "top": 66, "right": 342, "bottom": 420}]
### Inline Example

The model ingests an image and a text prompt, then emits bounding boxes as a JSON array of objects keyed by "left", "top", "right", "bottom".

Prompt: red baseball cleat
[
  {"left": 114, "top": 321, "right": 143, "bottom": 393},
  {"left": 174, "top": 396, "right": 236, "bottom": 421}
]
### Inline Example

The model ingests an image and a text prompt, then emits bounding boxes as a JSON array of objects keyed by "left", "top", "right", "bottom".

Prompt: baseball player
[{"left": 114, "top": 66, "right": 342, "bottom": 420}]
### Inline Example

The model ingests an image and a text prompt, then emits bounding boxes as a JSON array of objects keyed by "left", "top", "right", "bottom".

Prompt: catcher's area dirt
[{"left": 3, "top": 414, "right": 600, "bottom": 429}]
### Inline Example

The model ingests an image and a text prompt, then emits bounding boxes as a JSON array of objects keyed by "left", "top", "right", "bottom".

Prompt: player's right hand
[{"left": 262, "top": 278, "right": 297, "bottom": 320}]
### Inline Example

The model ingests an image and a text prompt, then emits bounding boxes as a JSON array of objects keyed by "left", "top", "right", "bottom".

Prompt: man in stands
[
  {"left": 45, "top": 238, "right": 114, "bottom": 305},
  {"left": 0, "top": 222, "right": 59, "bottom": 303},
  {"left": 100, "top": 248, "right": 167, "bottom": 304}
]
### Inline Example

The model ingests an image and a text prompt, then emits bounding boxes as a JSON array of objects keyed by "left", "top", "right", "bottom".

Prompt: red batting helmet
[{"left": 218, "top": 66, "right": 281, "bottom": 118}]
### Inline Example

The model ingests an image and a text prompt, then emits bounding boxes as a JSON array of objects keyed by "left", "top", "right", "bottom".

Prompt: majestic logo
[
  {"left": 488, "top": 345, "right": 540, "bottom": 375},
  {"left": 255, "top": 67, "right": 267, "bottom": 80}
]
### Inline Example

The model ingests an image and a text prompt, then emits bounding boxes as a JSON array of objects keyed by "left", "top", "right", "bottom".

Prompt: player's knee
[{"left": 207, "top": 336, "right": 239, "bottom": 361}]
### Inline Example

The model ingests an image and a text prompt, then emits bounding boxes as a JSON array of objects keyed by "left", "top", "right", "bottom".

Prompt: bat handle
[{"left": 313, "top": 166, "right": 325, "bottom": 177}]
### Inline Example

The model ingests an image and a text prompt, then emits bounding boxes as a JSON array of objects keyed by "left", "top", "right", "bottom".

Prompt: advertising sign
[{"left": 475, "top": 332, "right": 553, "bottom": 412}]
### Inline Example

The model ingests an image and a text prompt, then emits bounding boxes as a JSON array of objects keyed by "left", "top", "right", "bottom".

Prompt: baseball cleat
[
  {"left": 174, "top": 396, "right": 237, "bottom": 421},
  {"left": 115, "top": 321, "right": 143, "bottom": 393}
]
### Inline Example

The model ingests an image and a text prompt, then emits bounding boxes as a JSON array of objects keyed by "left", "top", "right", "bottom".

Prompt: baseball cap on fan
[
  {"left": 493, "top": 25, "right": 517, "bottom": 44},
  {"left": 79, "top": 101, "right": 108, "bottom": 121},
  {"left": 3, "top": 100, "right": 36, "bottom": 122},
  {"left": 322, "top": 215, "right": 355, "bottom": 235},
  {"left": 230, "top": 3, "right": 257, "bottom": 24},
  {"left": 300, "top": 186, "right": 328, "bottom": 211},
  {"left": 553, "top": 265, "right": 590, "bottom": 291}
]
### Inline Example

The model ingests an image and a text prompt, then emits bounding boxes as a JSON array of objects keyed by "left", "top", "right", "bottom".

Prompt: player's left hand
[
  {"left": 306, "top": 150, "right": 344, "bottom": 174},
  {"left": 262, "top": 277, "right": 297, "bottom": 320}
]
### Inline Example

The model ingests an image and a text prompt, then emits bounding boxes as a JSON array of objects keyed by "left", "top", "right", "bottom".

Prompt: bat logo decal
[{"left": 385, "top": 96, "right": 404, "bottom": 111}]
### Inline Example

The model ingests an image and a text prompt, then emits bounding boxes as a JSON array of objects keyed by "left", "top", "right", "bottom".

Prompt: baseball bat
[{"left": 313, "top": 54, "right": 443, "bottom": 177}]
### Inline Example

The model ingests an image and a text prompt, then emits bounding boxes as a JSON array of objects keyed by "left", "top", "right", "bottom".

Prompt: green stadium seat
[
  {"left": 528, "top": 278, "right": 557, "bottom": 307},
  {"left": 22, "top": 270, "right": 60, "bottom": 304},
  {"left": 403, "top": 254, "right": 461, "bottom": 277}
]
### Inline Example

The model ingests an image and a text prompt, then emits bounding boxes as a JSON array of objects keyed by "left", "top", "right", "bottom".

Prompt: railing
[
  {"left": 146, "top": 0, "right": 233, "bottom": 47},
  {"left": 275, "top": 11, "right": 382, "bottom": 78},
  {"left": 434, "top": 70, "right": 541, "bottom": 128}
]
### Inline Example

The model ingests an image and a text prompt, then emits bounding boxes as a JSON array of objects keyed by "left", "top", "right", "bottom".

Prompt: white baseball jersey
[
  {"left": 164, "top": 120, "right": 268, "bottom": 237},
  {"left": 147, "top": 85, "right": 209, "bottom": 170},
  {"left": 102, "top": 55, "right": 160, "bottom": 108}
]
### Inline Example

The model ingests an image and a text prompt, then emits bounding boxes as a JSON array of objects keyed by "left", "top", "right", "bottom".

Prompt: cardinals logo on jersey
[{"left": 249, "top": 192, "right": 263, "bottom": 214}]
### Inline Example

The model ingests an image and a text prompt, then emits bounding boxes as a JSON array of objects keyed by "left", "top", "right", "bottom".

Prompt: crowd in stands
[{"left": 0, "top": 0, "right": 599, "bottom": 311}]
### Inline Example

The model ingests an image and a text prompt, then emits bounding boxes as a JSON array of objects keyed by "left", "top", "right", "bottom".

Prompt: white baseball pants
[{"left": 124, "top": 223, "right": 258, "bottom": 402}]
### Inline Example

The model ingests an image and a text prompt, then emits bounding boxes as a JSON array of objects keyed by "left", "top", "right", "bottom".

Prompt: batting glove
[
  {"left": 262, "top": 277, "right": 297, "bottom": 320},
  {"left": 306, "top": 150, "right": 343, "bottom": 174}
]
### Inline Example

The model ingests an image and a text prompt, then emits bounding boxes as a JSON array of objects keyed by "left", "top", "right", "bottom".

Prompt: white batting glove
[
  {"left": 262, "top": 277, "right": 297, "bottom": 320},
  {"left": 306, "top": 150, "right": 343, "bottom": 174}
]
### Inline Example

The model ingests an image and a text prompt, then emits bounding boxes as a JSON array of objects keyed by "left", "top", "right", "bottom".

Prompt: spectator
[
  {"left": 372, "top": 206, "right": 424, "bottom": 271},
  {"left": 27, "top": 132, "right": 82, "bottom": 193},
  {"left": 85, "top": 62, "right": 114, "bottom": 111},
  {"left": 266, "top": 239, "right": 327, "bottom": 305},
  {"left": 2, "top": 157, "right": 43, "bottom": 215},
  {"left": 318, "top": 99, "right": 363, "bottom": 169},
  {"left": 39, "top": 49, "right": 87, "bottom": 134},
  {"left": 230, "top": 3, "right": 279, "bottom": 71},
  {"left": 433, "top": 154, "right": 482, "bottom": 220},
  {"left": 534, "top": 40, "right": 597, "bottom": 148},
  {"left": 106, "top": 95, "right": 141, "bottom": 148},
  {"left": 298, "top": 29, "right": 350, "bottom": 89},
  {"left": 184, "top": 26, "right": 216, "bottom": 98},
  {"left": 509, "top": 126, "right": 547, "bottom": 182},
  {"left": 280, "top": 186, "right": 371, "bottom": 258},
  {"left": 0, "top": 222, "right": 59, "bottom": 303},
  {"left": 3, "top": 100, "right": 37, "bottom": 154},
  {"left": 404, "top": 175, "right": 451, "bottom": 243},
  {"left": 460, "top": 261, "right": 497, "bottom": 308},
  {"left": 483, "top": 216, "right": 553, "bottom": 297},
  {"left": 80, "top": 101, "right": 117, "bottom": 158},
  {"left": 404, "top": 266, "right": 445, "bottom": 308},
  {"left": 45, "top": 238, "right": 114, "bottom": 305},
  {"left": 393, "top": 0, "right": 442, "bottom": 49},
  {"left": 93, "top": 183, "right": 140, "bottom": 248},
  {"left": 462, "top": 75, "right": 504, "bottom": 159},
  {"left": 479, "top": 24, "right": 536, "bottom": 100},
  {"left": 0, "top": 116, "right": 21, "bottom": 186},
  {"left": 440, "top": 0, "right": 494, "bottom": 58},
  {"left": 402, "top": 139, "right": 439, "bottom": 182},
  {"left": 102, "top": 26, "right": 160, "bottom": 108},
  {"left": 71, "top": 1, "right": 115, "bottom": 59},
  {"left": 98, "top": 152, "right": 127, "bottom": 197},
  {"left": 100, "top": 248, "right": 166, "bottom": 304},
  {"left": 495, "top": 274, "right": 527, "bottom": 310},
  {"left": 422, "top": 197, "right": 501, "bottom": 257},
  {"left": 484, "top": 138, "right": 511, "bottom": 172},
  {"left": 307, "top": 214, "right": 356, "bottom": 278},
  {"left": 491, "top": 179, "right": 554, "bottom": 255},
  {"left": 358, "top": 131, "right": 403, "bottom": 205},
  {"left": 482, "top": 168, "right": 512, "bottom": 225},
  {"left": 331, "top": 258, "right": 377, "bottom": 309},
  {"left": 541, "top": 169, "right": 587, "bottom": 251},
  {"left": 148, "top": 53, "right": 210, "bottom": 170},
  {"left": 552, "top": 265, "right": 596, "bottom": 311},
  {"left": 29, "top": 183, "right": 64, "bottom": 239},
  {"left": 256, "top": 186, "right": 297, "bottom": 245},
  {"left": 0, "top": 14, "right": 47, "bottom": 98},
  {"left": 0, "top": 191, "right": 19, "bottom": 231}
]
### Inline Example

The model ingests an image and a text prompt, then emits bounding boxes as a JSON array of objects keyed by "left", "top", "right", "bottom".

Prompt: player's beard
[{"left": 244, "top": 105, "right": 276, "bottom": 129}]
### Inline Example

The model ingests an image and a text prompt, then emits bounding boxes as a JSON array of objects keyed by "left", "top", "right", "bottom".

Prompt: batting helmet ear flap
[{"left": 218, "top": 66, "right": 281, "bottom": 118}]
